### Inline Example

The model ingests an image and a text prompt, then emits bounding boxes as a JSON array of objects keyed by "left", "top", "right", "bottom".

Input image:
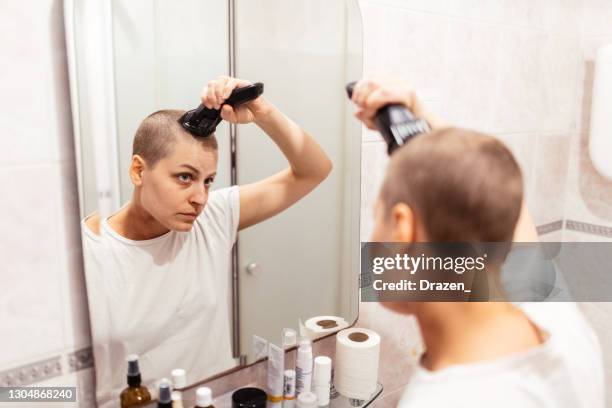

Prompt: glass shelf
[
  {"left": 141, "top": 383, "right": 383, "bottom": 408},
  {"left": 330, "top": 383, "right": 384, "bottom": 408}
]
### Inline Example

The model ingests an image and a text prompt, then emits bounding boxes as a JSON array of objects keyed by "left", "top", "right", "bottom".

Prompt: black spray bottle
[{"left": 346, "top": 82, "right": 430, "bottom": 155}]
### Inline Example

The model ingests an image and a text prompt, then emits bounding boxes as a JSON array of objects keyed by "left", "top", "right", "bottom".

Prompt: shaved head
[
  {"left": 380, "top": 127, "right": 523, "bottom": 242},
  {"left": 132, "top": 109, "right": 218, "bottom": 168}
]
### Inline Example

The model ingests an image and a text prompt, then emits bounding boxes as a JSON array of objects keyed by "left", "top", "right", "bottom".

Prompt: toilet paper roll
[
  {"left": 300, "top": 316, "right": 349, "bottom": 340},
  {"left": 334, "top": 328, "right": 380, "bottom": 400}
]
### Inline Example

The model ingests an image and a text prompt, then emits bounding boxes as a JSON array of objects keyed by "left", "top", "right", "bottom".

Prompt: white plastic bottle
[
  {"left": 283, "top": 369, "right": 296, "bottom": 408},
  {"left": 312, "top": 356, "right": 331, "bottom": 406},
  {"left": 194, "top": 387, "right": 214, "bottom": 408},
  {"left": 295, "top": 339, "right": 313, "bottom": 396},
  {"left": 171, "top": 368, "right": 186, "bottom": 408}
]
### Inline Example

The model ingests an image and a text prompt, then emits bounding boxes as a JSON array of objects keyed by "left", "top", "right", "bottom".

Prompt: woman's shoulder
[{"left": 83, "top": 212, "right": 101, "bottom": 236}]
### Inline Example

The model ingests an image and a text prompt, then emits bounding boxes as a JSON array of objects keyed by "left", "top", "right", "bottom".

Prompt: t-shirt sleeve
[{"left": 202, "top": 185, "right": 240, "bottom": 244}]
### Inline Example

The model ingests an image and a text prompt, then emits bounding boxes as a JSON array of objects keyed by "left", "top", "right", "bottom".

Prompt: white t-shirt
[
  {"left": 398, "top": 302, "right": 605, "bottom": 408},
  {"left": 81, "top": 186, "right": 240, "bottom": 408}
]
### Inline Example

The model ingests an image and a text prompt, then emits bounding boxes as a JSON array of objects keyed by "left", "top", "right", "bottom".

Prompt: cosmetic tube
[{"left": 267, "top": 343, "right": 285, "bottom": 408}]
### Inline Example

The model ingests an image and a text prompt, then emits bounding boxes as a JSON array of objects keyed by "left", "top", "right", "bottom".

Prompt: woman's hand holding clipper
[
  {"left": 350, "top": 76, "right": 447, "bottom": 130},
  {"left": 201, "top": 75, "right": 272, "bottom": 124}
]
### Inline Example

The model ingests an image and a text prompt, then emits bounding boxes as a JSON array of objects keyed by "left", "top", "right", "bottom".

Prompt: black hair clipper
[
  {"left": 179, "top": 82, "right": 264, "bottom": 137},
  {"left": 346, "top": 81, "right": 430, "bottom": 155}
]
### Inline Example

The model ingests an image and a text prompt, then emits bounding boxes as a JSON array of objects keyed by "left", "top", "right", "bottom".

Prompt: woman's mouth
[{"left": 178, "top": 212, "right": 198, "bottom": 220}]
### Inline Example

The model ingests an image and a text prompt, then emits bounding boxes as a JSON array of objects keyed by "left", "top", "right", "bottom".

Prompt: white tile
[
  {"left": 539, "top": 35, "right": 581, "bottom": 133},
  {"left": 363, "top": 8, "right": 450, "bottom": 98},
  {"left": 491, "top": 28, "right": 549, "bottom": 134},
  {"left": 0, "top": 164, "right": 65, "bottom": 368},
  {"left": 443, "top": 20, "right": 503, "bottom": 133},
  {"left": 0, "top": 0, "right": 74, "bottom": 165},
  {"left": 444, "top": 0, "right": 507, "bottom": 25},
  {"left": 581, "top": 0, "right": 612, "bottom": 37},
  {"left": 35, "top": 367, "right": 96, "bottom": 408},
  {"left": 360, "top": 0, "right": 449, "bottom": 15}
]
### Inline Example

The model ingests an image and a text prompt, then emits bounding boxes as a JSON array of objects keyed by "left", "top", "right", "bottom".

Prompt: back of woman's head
[{"left": 380, "top": 127, "right": 523, "bottom": 242}]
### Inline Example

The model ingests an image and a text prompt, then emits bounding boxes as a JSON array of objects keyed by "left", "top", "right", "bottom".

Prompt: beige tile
[
  {"left": 529, "top": 134, "right": 571, "bottom": 226},
  {"left": 539, "top": 36, "right": 581, "bottom": 133},
  {"left": 564, "top": 132, "right": 612, "bottom": 226},
  {"left": 577, "top": 35, "right": 612, "bottom": 135}
]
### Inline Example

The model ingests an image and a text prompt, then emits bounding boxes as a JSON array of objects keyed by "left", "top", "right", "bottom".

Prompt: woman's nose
[{"left": 189, "top": 185, "right": 208, "bottom": 207}]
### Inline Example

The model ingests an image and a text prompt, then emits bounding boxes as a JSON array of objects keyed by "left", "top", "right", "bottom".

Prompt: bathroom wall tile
[
  {"left": 541, "top": 0, "right": 581, "bottom": 37},
  {"left": 363, "top": 7, "right": 451, "bottom": 98},
  {"left": 491, "top": 28, "right": 549, "bottom": 134},
  {"left": 539, "top": 35, "right": 581, "bottom": 133},
  {"left": 563, "top": 226, "right": 612, "bottom": 242},
  {"left": 563, "top": 132, "right": 612, "bottom": 228},
  {"left": 34, "top": 366, "right": 96, "bottom": 408},
  {"left": 580, "top": 0, "right": 612, "bottom": 37},
  {"left": 539, "top": 229, "right": 564, "bottom": 242},
  {"left": 0, "top": 0, "right": 74, "bottom": 165},
  {"left": 495, "top": 133, "right": 537, "bottom": 200},
  {"left": 529, "top": 134, "right": 571, "bottom": 226},
  {"left": 359, "top": 0, "right": 450, "bottom": 15},
  {"left": 443, "top": 0, "right": 571, "bottom": 31},
  {"left": 0, "top": 164, "right": 65, "bottom": 369},
  {"left": 443, "top": 0, "right": 508, "bottom": 26},
  {"left": 576, "top": 35, "right": 612, "bottom": 135},
  {"left": 359, "top": 0, "right": 387, "bottom": 75},
  {"left": 357, "top": 302, "right": 422, "bottom": 401},
  {"left": 360, "top": 141, "right": 389, "bottom": 241},
  {"left": 443, "top": 19, "right": 502, "bottom": 133}
]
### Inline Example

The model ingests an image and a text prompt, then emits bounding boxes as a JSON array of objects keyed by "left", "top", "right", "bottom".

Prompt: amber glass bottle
[{"left": 120, "top": 354, "right": 151, "bottom": 408}]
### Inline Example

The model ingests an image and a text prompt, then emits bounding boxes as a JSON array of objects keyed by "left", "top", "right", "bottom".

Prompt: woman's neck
[
  {"left": 107, "top": 192, "right": 170, "bottom": 240},
  {"left": 415, "top": 302, "right": 544, "bottom": 371}
]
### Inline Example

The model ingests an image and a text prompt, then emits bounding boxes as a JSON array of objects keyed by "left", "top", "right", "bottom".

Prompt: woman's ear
[
  {"left": 129, "top": 155, "right": 146, "bottom": 187},
  {"left": 390, "top": 203, "right": 416, "bottom": 242}
]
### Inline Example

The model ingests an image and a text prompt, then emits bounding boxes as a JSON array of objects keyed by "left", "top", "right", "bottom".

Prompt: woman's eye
[
  {"left": 178, "top": 173, "right": 193, "bottom": 183},
  {"left": 204, "top": 177, "right": 215, "bottom": 187}
]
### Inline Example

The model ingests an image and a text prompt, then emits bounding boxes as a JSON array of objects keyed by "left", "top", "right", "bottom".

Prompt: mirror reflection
[{"left": 66, "top": 0, "right": 362, "bottom": 406}]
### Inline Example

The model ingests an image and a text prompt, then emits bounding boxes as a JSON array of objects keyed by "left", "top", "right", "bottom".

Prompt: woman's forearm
[{"left": 254, "top": 101, "right": 332, "bottom": 181}]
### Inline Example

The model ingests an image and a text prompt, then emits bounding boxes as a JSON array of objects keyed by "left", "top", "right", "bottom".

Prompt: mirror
[{"left": 65, "top": 0, "right": 362, "bottom": 405}]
